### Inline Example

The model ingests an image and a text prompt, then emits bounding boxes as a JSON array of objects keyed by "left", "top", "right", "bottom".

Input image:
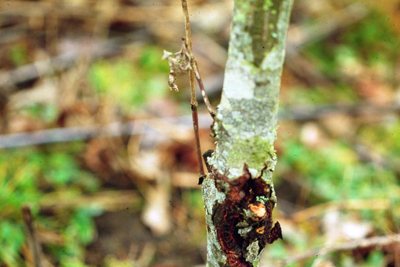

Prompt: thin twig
[
  {"left": 192, "top": 62, "right": 216, "bottom": 118},
  {"left": 191, "top": 105, "right": 205, "bottom": 176},
  {"left": 274, "top": 234, "right": 400, "bottom": 267},
  {"left": 180, "top": 1, "right": 216, "bottom": 118},
  {"left": 22, "top": 206, "right": 43, "bottom": 267},
  {"left": 181, "top": 1, "right": 196, "bottom": 106},
  {"left": 181, "top": 0, "right": 205, "bottom": 177}
]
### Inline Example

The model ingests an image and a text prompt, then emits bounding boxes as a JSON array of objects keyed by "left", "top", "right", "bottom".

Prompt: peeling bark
[{"left": 202, "top": 0, "right": 294, "bottom": 266}]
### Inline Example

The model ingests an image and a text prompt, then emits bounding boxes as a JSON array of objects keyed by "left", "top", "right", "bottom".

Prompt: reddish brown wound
[{"left": 211, "top": 164, "right": 282, "bottom": 266}]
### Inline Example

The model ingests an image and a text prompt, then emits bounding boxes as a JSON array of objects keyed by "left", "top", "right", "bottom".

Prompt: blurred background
[{"left": 1, "top": 0, "right": 400, "bottom": 266}]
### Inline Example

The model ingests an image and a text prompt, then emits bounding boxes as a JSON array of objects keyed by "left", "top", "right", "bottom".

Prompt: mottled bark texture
[{"left": 202, "top": 0, "right": 293, "bottom": 266}]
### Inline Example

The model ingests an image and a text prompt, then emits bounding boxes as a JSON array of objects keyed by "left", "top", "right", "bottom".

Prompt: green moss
[{"left": 227, "top": 136, "right": 275, "bottom": 171}]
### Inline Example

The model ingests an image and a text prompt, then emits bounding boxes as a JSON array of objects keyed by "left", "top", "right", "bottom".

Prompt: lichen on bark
[{"left": 202, "top": 0, "right": 294, "bottom": 266}]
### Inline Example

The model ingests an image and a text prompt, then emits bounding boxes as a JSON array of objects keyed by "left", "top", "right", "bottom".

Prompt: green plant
[
  {"left": 89, "top": 46, "right": 169, "bottom": 111},
  {"left": 0, "top": 145, "right": 100, "bottom": 266}
]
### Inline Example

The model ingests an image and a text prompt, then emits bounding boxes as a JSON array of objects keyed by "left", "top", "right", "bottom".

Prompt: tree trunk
[{"left": 202, "top": 0, "right": 294, "bottom": 266}]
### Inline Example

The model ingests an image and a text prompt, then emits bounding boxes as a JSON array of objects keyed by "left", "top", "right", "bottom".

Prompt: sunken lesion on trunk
[{"left": 211, "top": 164, "right": 282, "bottom": 266}]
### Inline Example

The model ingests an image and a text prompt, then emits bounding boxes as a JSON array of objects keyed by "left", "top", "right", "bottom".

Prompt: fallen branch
[
  {"left": 280, "top": 101, "right": 400, "bottom": 122},
  {"left": 0, "top": 114, "right": 212, "bottom": 149},
  {"left": 2, "top": 101, "right": 400, "bottom": 149},
  {"left": 0, "top": 30, "right": 149, "bottom": 89},
  {"left": 0, "top": 1, "right": 230, "bottom": 24},
  {"left": 291, "top": 199, "right": 391, "bottom": 222},
  {"left": 274, "top": 234, "right": 400, "bottom": 267}
]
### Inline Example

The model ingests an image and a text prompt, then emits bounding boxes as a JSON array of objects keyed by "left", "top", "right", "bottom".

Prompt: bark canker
[{"left": 211, "top": 164, "right": 282, "bottom": 266}]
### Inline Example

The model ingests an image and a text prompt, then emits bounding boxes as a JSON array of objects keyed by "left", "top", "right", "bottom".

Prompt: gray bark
[{"left": 202, "top": 0, "right": 294, "bottom": 266}]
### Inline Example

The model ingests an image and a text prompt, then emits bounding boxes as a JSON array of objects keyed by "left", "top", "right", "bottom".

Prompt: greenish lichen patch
[
  {"left": 238, "top": 226, "right": 252, "bottom": 237},
  {"left": 201, "top": 178, "right": 227, "bottom": 267},
  {"left": 245, "top": 241, "right": 261, "bottom": 264},
  {"left": 202, "top": 177, "right": 226, "bottom": 216},
  {"left": 226, "top": 136, "right": 275, "bottom": 171},
  {"left": 220, "top": 99, "right": 279, "bottom": 137},
  {"left": 232, "top": 0, "right": 253, "bottom": 24},
  {"left": 256, "top": 195, "right": 269, "bottom": 203}
]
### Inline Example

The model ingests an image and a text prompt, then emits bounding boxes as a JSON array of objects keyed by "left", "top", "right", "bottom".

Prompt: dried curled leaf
[{"left": 162, "top": 38, "right": 191, "bottom": 92}]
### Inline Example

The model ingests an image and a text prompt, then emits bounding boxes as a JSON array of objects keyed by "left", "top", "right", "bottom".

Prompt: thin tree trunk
[{"left": 202, "top": 0, "right": 294, "bottom": 266}]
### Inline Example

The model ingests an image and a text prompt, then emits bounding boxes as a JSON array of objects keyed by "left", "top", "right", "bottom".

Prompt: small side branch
[
  {"left": 163, "top": 0, "right": 217, "bottom": 178},
  {"left": 192, "top": 61, "right": 216, "bottom": 118},
  {"left": 162, "top": 1, "right": 216, "bottom": 180},
  {"left": 191, "top": 104, "right": 205, "bottom": 176},
  {"left": 181, "top": 0, "right": 216, "bottom": 118},
  {"left": 181, "top": 0, "right": 205, "bottom": 177}
]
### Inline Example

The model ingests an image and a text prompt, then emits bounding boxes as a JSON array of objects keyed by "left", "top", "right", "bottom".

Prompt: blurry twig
[
  {"left": 0, "top": 1, "right": 230, "bottom": 23},
  {"left": 0, "top": 30, "right": 149, "bottom": 88},
  {"left": 280, "top": 101, "right": 400, "bottom": 122},
  {"left": 274, "top": 234, "right": 400, "bottom": 267},
  {"left": 292, "top": 199, "right": 390, "bottom": 222},
  {"left": 2, "top": 101, "right": 400, "bottom": 149},
  {"left": 286, "top": 3, "right": 369, "bottom": 51},
  {"left": 285, "top": 3, "right": 369, "bottom": 85},
  {"left": 0, "top": 121, "right": 136, "bottom": 149},
  {"left": 0, "top": 114, "right": 212, "bottom": 149},
  {"left": 22, "top": 206, "right": 43, "bottom": 267}
]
